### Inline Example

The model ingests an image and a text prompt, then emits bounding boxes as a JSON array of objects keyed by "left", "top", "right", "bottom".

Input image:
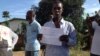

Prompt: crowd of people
[{"left": 0, "top": 0, "right": 100, "bottom": 56}]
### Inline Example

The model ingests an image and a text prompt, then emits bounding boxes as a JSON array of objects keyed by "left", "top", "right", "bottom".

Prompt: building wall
[
  {"left": 0, "top": 19, "right": 26, "bottom": 48},
  {"left": 10, "top": 20, "right": 26, "bottom": 32},
  {"left": 1, "top": 20, "right": 26, "bottom": 34}
]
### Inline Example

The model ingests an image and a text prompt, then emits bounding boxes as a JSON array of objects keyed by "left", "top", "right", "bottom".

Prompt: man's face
[
  {"left": 52, "top": 3, "right": 63, "bottom": 18},
  {"left": 26, "top": 11, "right": 35, "bottom": 23}
]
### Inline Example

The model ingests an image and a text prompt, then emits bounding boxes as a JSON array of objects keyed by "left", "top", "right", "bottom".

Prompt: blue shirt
[
  {"left": 44, "top": 18, "right": 76, "bottom": 56},
  {"left": 25, "top": 19, "right": 41, "bottom": 51}
]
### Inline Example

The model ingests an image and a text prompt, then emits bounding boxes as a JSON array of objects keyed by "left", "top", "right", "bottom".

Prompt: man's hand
[
  {"left": 40, "top": 45, "right": 46, "bottom": 49},
  {"left": 59, "top": 35, "right": 69, "bottom": 42},
  {"left": 37, "top": 34, "right": 43, "bottom": 41}
]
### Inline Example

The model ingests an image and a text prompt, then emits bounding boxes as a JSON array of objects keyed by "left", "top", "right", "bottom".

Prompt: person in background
[
  {"left": 82, "top": 15, "right": 95, "bottom": 51},
  {"left": 87, "top": 14, "right": 100, "bottom": 56},
  {"left": 0, "top": 25, "right": 18, "bottom": 56},
  {"left": 43, "top": 1, "right": 76, "bottom": 56},
  {"left": 25, "top": 10, "right": 41, "bottom": 56}
]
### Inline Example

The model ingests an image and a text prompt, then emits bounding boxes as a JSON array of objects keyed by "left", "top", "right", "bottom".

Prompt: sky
[
  {"left": 0, "top": 0, "right": 40, "bottom": 22},
  {"left": 83, "top": 0, "right": 100, "bottom": 16},
  {"left": 0, "top": 0, "right": 100, "bottom": 22}
]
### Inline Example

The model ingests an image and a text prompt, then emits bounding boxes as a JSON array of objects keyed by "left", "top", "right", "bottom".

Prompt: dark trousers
[
  {"left": 90, "top": 53, "right": 100, "bottom": 56},
  {"left": 25, "top": 51, "right": 39, "bottom": 56}
]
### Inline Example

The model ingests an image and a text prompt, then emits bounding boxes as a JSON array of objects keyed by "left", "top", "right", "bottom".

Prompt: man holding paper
[{"left": 43, "top": 1, "right": 77, "bottom": 56}]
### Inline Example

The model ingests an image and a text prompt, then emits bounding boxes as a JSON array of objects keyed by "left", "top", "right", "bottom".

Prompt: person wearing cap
[{"left": 25, "top": 10, "right": 42, "bottom": 56}]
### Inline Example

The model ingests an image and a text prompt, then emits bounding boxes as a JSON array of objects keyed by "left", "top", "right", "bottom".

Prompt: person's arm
[
  {"left": 67, "top": 23, "right": 77, "bottom": 47},
  {"left": 11, "top": 30, "right": 18, "bottom": 49},
  {"left": 67, "top": 31, "right": 76, "bottom": 47},
  {"left": 59, "top": 22, "right": 76, "bottom": 47},
  {"left": 86, "top": 17, "right": 94, "bottom": 38},
  {"left": 37, "top": 23, "right": 43, "bottom": 41},
  {"left": 36, "top": 24, "right": 46, "bottom": 50}
]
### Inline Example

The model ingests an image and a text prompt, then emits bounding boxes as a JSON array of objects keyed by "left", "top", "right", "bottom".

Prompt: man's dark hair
[
  {"left": 26, "top": 10, "right": 35, "bottom": 20},
  {"left": 52, "top": 0, "right": 63, "bottom": 7},
  {"left": 26, "top": 10, "right": 35, "bottom": 15}
]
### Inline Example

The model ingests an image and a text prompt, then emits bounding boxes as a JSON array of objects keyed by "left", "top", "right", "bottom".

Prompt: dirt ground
[
  {"left": 13, "top": 51, "right": 25, "bottom": 56},
  {"left": 13, "top": 50, "right": 89, "bottom": 56},
  {"left": 13, "top": 50, "right": 44, "bottom": 56}
]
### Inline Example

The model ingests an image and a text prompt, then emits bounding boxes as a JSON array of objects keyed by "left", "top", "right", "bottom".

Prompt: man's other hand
[
  {"left": 59, "top": 35, "right": 69, "bottom": 42},
  {"left": 37, "top": 34, "right": 43, "bottom": 41}
]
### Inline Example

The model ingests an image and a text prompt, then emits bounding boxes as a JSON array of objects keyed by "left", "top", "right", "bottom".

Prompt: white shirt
[
  {"left": 91, "top": 21, "right": 100, "bottom": 55},
  {"left": 43, "top": 18, "right": 76, "bottom": 56},
  {"left": 0, "top": 25, "right": 18, "bottom": 50},
  {"left": 25, "top": 19, "right": 41, "bottom": 51},
  {"left": 44, "top": 18, "right": 76, "bottom": 46}
]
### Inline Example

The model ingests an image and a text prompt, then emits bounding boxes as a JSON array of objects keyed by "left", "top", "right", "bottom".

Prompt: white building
[{"left": 0, "top": 18, "right": 26, "bottom": 34}]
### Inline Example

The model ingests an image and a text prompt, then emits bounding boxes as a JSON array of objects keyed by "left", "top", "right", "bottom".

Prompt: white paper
[{"left": 40, "top": 27, "right": 64, "bottom": 46}]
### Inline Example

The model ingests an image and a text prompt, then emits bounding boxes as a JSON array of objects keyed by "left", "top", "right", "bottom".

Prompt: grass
[
  {"left": 70, "top": 48, "right": 90, "bottom": 56},
  {"left": 13, "top": 45, "right": 90, "bottom": 56},
  {"left": 13, "top": 49, "right": 90, "bottom": 56}
]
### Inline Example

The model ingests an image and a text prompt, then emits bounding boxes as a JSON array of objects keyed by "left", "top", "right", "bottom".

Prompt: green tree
[
  {"left": 2, "top": 11, "right": 10, "bottom": 27},
  {"left": 61, "top": 0, "right": 85, "bottom": 32},
  {"left": 21, "top": 22, "right": 26, "bottom": 34},
  {"left": 36, "top": 1, "right": 52, "bottom": 25}
]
